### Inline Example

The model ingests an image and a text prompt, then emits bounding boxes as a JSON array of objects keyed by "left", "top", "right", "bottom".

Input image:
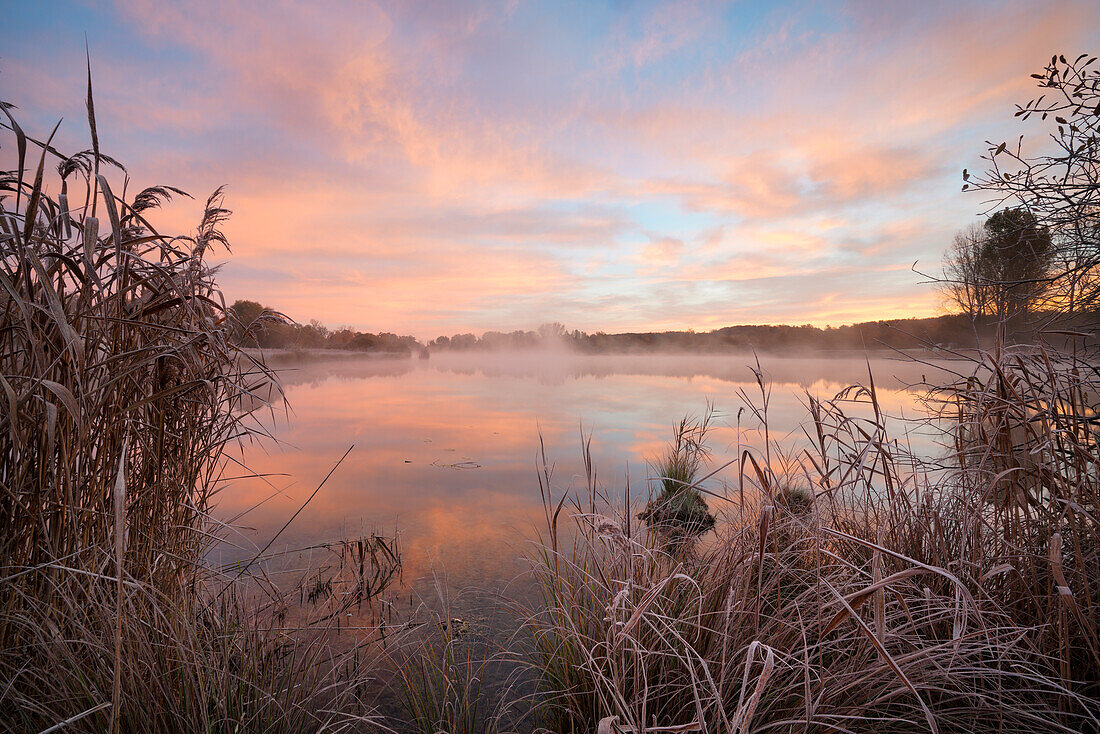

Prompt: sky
[{"left": 3, "top": 0, "right": 1099, "bottom": 338}]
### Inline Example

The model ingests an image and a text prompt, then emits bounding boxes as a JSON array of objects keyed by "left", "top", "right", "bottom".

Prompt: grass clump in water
[{"left": 638, "top": 410, "right": 717, "bottom": 542}]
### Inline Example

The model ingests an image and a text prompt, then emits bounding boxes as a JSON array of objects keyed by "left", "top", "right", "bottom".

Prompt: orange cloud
[{"left": 5, "top": 0, "right": 1096, "bottom": 335}]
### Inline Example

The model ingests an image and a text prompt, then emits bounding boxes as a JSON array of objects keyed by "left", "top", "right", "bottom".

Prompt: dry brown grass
[
  {"left": 0, "top": 82, "right": 396, "bottom": 732},
  {"left": 517, "top": 349, "right": 1100, "bottom": 733}
]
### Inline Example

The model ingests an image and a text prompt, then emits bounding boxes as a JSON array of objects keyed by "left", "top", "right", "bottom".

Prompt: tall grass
[
  {"left": 387, "top": 577, "right": 499, "bottom": 734},
  {"left": 518, "top": 349, "right": 1100, "bottom": 733},
  {"left": 931, "top": 341, "right": 1100, "bottom": 688},
  {"left": 0, "top": 87, "right": 392, "bottom": 731},
  {"left": 638, "top": 410, "right": 717, "bottom": 540}
]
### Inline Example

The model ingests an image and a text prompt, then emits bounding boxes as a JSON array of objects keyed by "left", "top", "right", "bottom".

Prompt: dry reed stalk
[
  {"left": 111, "top": 438, "right": 127, "bottom": 734},
  {"left": 1, "top": 76, "right": 397, "bottom": 732},
  {"left": 516, "top": 349, "right": 1100, "bottom": 732}
]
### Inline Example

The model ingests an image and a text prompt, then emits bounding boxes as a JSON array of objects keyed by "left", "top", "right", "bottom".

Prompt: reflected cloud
[{"left": 213, "top": 352, "right": 946, "bottom": 593}]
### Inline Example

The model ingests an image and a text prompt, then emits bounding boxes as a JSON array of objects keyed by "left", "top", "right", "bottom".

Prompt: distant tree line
[
  {"left": 578, "top": 316, "right": 989, "bottom": 353},
  {"left": 229, "top": 299, "right": 996, "bottom": 357},
  {"left": 428, "top": 315, "right": 990, "bottom": 354},
  {"left": 428, "top": 316, "right": 1002, "bottom": 353},
  {"left": 228, "top": 300, "right": 422, "bottom": 356}
]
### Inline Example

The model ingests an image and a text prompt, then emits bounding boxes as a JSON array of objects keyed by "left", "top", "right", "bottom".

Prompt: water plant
[
  {"left": 517, "top": 348, "right": 1100, "bottom": 733},
  {"left": 638, "top": 410, "right": 717, "bottom": 543},
  {"left": 0, "top": 83, "right": 394, "bottom": 732}
]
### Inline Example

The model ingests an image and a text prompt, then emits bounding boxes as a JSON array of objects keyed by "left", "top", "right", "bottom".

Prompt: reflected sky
[{"left": 212, "top": 351, "right": 948, "bottom": 603}]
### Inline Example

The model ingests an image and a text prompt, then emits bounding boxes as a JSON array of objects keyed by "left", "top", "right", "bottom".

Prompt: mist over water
[
  {"left": 215, "top": 350, "right": 952, "bottom": 612},
  {"left": 268, "top": 348, "right": 951, "bottom": 390}
]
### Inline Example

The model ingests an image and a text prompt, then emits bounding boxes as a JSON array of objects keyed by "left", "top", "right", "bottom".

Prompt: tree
[
  {"left": 227, "top": 299, "right": 291, "bottom": 347},
  {"left": 982, "top": 208, "right": 1053, "bottom": 320},
  {"left": 943, "top": 210, "right": 1053, "bottom": 323},
  {"left": 964, "top": 53, "right": 1100, "bottom": 317},
  {"left": 229, "top": 299, "right": 264, "bottom": 327},
  {"left": 944, "top": 222, "right": 994, "bottom": 319},
  {"left": 228, "top": 299, "right": 265, "bottom": 345},
  {"left": 294, "top": 319, "right": 329, "bottom": 348},
  {"left": 537, "top": 322, "right": 566, "bottom": 343}
]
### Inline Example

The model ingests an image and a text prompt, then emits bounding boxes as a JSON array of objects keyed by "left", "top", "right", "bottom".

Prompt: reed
[
  {"left": 0, "top": 94, "right": 255, "bottom": 611},
  {"left": 1, "top": 571, "right": 387, "bottom": 732},
  {"left": 928, "top": 340, "right": 1100, "bottom": 688},
  {"left": 387, "top": 579, "right": 497, "bottom": 734},
  {"left": 0, "top": 86, "right": 393, "bottom": 731},
  {"left": 517, "top": 349, "right": 1100, "bottom": 733}
]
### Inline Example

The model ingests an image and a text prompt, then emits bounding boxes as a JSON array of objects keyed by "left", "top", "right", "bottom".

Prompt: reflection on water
[{"left": 214, "top": 351, "right": 949, "bottom": 611}]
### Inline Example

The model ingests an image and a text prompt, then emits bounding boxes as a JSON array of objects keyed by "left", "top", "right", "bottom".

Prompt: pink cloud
[{"left": 5, "top": 0, "right": 1094, "bottom": 335}]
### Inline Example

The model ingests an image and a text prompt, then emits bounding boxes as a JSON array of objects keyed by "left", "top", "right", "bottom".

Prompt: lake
[{"left": 212, "top": 350, "right": 950, "bottom": 624}]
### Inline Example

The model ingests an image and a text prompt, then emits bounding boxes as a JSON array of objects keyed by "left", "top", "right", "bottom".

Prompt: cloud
[
  {"left": 609, "top": 0, "right": 716, "bottom": 70},
  {"left": 3, "top": 0, "right": 1098, "bottom": 336},
  {"left": 636, "top": 235, "right": 686, "bottom": 274}
]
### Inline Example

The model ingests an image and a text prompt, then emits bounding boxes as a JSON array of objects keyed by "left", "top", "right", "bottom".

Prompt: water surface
[{"left": 214, "top": 351, "right": 947, "bottom": 615}]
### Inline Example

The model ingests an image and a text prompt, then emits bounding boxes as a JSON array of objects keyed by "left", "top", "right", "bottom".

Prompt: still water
[{"left": 214, "top": 350, "right": 947, "bottom": 613}]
